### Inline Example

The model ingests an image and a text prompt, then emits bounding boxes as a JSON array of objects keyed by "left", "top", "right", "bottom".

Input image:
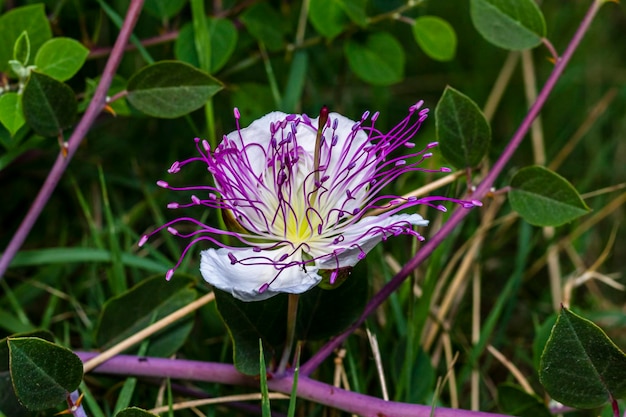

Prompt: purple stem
[
  {"left": 75, "top": 352, "right": 506, "bottom": 417},
  {"left": 0, "top": 0, "right": 145, "bottom": 279},
  {"left": 301, "top": 0, "right": 603, "bottom": 376}
]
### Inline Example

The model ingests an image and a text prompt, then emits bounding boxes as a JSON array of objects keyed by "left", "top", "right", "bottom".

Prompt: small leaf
[
  {"left": 0, "top": 4, "right": 52, "bottom": 73},
  {"left": 22, "top": 71, "right": 77, "bottom": 137},
  {"left": 470, "top": 0, "right": 546, "bottom": 50},
  {"left": 509, "top": 166, "right": 590, "bottom": 227},
  {"left": 344, "top": 32, "right": 405, "bottom": 86},
  {"left": 214, "top": 289, "right": 287, "bottom": 375},
  {"left": 34, "top": 37, "right": 89, "bottom": 81},
  {"left": 8, "top": 337, "right": 83, "bottom": 411},
  {"left": 116, "top": 407, "right": 159, "bottom": 417},
  {"left": 435, "top": 86, "right": 490, "bottom": 169},
  {"left": 175, "top": 17, "right": 238, "bottom": 73},
  {"left": 539, "top": 308, "right": 626, "bottom": 408},
  {"left": 412, "top": 16, "right": 457, "bottom": 62},
  {"left": 127, "top": 61, "right": 223, "bottom": 118},
  {"left": 308, "top": 0, "right": 348, "bottom": 39},
  {"left": 239, "top": 3, "right": 286, "bottom": 51},
  {"left": 0, "top": 93, "right": 25, "bottom": 136},
  {"left": 498, "top": 384, "right": 552, "bottom": 417},
  {"left": 95, "top": 276, "right": 197, "bottom": 357},
  {"left": 13, "top": 31, "right": 30, "bottom": 65}
]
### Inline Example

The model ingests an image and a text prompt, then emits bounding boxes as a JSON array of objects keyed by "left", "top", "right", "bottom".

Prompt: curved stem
[
  {"left": 0, "top": 0, "right": 145, "bottom": 279},
  {"left": 74, "top": 352, "right": 508, "bottom": 417}
]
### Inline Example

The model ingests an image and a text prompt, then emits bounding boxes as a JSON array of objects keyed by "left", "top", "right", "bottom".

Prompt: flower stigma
[{"left": 139, "top": 103, "right": 480, "bottom": 301}]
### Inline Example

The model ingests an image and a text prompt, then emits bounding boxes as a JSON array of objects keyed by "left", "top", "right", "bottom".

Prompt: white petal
[
  {"left": 200, "top": 248, "right": 322, "bottom": 302},
  {"left": 317, "top": 213, "right": 429, "bottom": 270}
]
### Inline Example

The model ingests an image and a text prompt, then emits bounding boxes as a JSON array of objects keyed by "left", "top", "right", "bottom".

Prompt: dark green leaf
[
  {"left": 0, "top": 4, "right": 52, "bottom": 73},
  {"left": 127, "top": 61, "right": 223, "bottom": 118},
  {"left": 175, "top": 17, "right": 238, "bottom": 73},
  {"left": 0, "top": 93, "right": 25, "bottom": 136},
  {"left": 498, "top": 384, "right": 552, "bottom": 417},
  {"left": 8, "top": 337, "right": 83, "bottom": 410},
  {"left": 308, "top": 0, "right": 348, "bottom": 39},
  {"left": 95, "top": 276, "right": 197, "bottom": 357},
  {"left": 435, "top": 86, "right": 490, "bottom": 169},
  {"left": 509, "top": 166, "right": 590, "bottom": 227},
  {"left": 470, "top": 0, "right": 546, "bottom": 50},
  {"left": 22, "top": 71, "right": 77, "bottom": 137},
  {"left": 34, "top": 37, "right": 89, "bottom": 81},
  {"left": 214, "top": 289, "right": 287, "bottom": 375},
  {"left": 13, "top": 31, "right": 30, "bottom": 65},
  {"left": 143, "top": 0, "right": 187, "bottom": 19},
  {"left": 239, "top": 3, "right": 286, "bottom": 51},
  {"left": 412, "top": 16, "right": 457, "bottom": 62},
  {"left": 539, "top": 308, "right": 626, "bottom": 408},
  {"left": 296, "top": 263, "right": 367, "bottom": 341},
  {"left": 344, "top": 32, "right": 405, "bottom": 86},
  {"left": 116, "top": 407, "right": 159, "bottom": 417}
]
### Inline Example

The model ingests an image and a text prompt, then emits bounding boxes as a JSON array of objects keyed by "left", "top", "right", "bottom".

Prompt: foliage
[{"left": 1, "top": 0, "right": 625, "bottom": 416}]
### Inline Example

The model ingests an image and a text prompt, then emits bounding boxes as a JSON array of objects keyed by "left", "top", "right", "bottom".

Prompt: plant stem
[
  {"left": 74, "top": 352, "right": 509, "bottom": 417},
  {"left": 0, "top": 0, "right": 146, "bottom": 279},
  {"left": 277, "top": 293, "right": 299, "bottom": 374}
]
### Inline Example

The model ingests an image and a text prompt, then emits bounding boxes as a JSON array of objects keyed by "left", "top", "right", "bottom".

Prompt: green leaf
[
  {"left": 214, "top": 289, "right": 287, "bottom": 375},
  {"left": 8, "top": 337, "right": 83, "bottom": 411},
  {"left": 509, "top": 166, "right": 590, "bottom": 227},
  {"left": 22, "top": 71, "right": 77, "bottom": 137},
  {"left": 539, "top": 308, "right": 626, "bottom": 408},
  {"left": 12, "top": 31, "right": 30, "bottom": 65},
  {"left": 143, "top": 0, "right": 187, "bottom": 19},
  {"left": 115, "top": 407, "right": 159, "bottom": 417},
  {"left": 412, "top": 16, "right": 457, "bottom": 62},
  {"left": 0, "top": 93, "right": 25, "bottom": 137},
  {"left": 308, "top": 0, "right": 349, "bottom": 39},
  {"left": 240, "top": 3, "right": 286, "bottom": 51},
  {"left": 175, "top": 17, "right": 238, "bottom": 73},
  {"left": 498, "top": 384, "right": 552, "bottom": 417},
  {"left": 344, "top": 32, "right": 405, "bottom": 86},
  {"left": 296, "top": 263, "right": 367, "bottom": 341},
  {"left": 127, "top": 61, "right": 223, "bottom": 118},
  {"left": 470, "top": 0, "right": 546, "bottom": 50},
  {"left": 435, "top": 86, "right": 490, "bottom": 169},
  {"left": 259, "top": 340, "right": 271, "bottom": 417},
  {"left": 95, "top": 276, "right": 197, "bottom": 357},
  {"left": 0, "top": 4, "right": 52, "bottom": 73},
  {"left": 34, "top": 37, "right": 89, "bottom": 81}
]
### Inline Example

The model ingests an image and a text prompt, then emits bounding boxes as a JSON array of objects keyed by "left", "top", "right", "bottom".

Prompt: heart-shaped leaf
[
  {"left": 436, "top": 86, "right": 490, "bottom": 169},
  {"left": 8, "top": 337, "right": 83, "bottom": 411},
  {"left": 509, "top": 166, "right": 590, "bottom": 227},
  {"left": 127, "top": 61, "right": 223, "bottom": 118},
  {"left": 539, "top": 308, "right": 626, "bottom": 408}
]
